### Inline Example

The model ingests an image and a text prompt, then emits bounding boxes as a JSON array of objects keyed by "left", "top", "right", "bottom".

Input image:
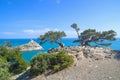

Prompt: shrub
[
  {"left": 0, "top": 46, "right": 29, "bottom": 74},
  {"left": 30, "top": 54, "right": 48, "bottom": 75},
  {"left": 55, "top": 51, "right": 74, "bottom": 69},
  {"left": 30, "top": 51, "right": 74, "bottom": 76},
  {"left": 0, "top": 57, "right": 11, "bottom": 80},
  {"left": 9, "top": 58, "right": 29, "bottom": 74}
]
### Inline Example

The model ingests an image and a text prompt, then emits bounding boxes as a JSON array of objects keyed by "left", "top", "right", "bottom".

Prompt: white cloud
[
  {"left": 23, "top": 29, "right": 35, "bottom": 34},
  {"left": 65, "top": 30, "right": 77, "bottom": 38},
  {"left": 116, "top": 32, "right": 120, "bottom": 38},
  {"left": 23, "top": 28, "right": 58, "bottom": 35},
  {"left": 23, "top": 28, "right": 77, "bottom": 38},
  {"left": 1, "top": 32, "right": 16, "bottom": 35}
]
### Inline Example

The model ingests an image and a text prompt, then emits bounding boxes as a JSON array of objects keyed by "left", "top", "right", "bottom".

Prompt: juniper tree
[
  {"left": 38, "top": 31, "right": 66, "bottom": 48},
  {"left": 71, "top": 23, "right": 116, "bottom": 47},
  {"left": 71, "top": 23, "right": 81, "bottom": 44}
]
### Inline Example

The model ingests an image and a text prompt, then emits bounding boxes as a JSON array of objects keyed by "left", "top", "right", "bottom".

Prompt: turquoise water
[{"left": 0, "top": 38, "right": 120, "bottom": 62}]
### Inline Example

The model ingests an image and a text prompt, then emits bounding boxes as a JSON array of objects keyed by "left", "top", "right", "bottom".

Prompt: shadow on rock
[
  {"left": 16, "top": 69, "right": 36, "bottom": 80},
  {"left": 114, "top": 50, "right": 120, "bottom": 61},
  {"left": 16, "top": 69, "right": 58, "bottom": 80}
]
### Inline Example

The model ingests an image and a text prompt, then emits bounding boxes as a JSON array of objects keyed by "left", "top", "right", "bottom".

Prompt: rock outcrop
[
  {"left": 13, "top": 46, "right": 120, "bottom": 80},
  {"left": 48, "top": 46, "right": 114, "bottom": 61},
  {"left": 17, "top": 40, "right": 43, "bottom": 51},
  {"left": 30, "top": 47, "right": 119, "bottom": 80}
]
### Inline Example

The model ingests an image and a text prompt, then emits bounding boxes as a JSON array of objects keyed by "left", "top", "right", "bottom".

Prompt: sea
[{"left": 0, "top": 38, "right": 120, "bottom": 62}]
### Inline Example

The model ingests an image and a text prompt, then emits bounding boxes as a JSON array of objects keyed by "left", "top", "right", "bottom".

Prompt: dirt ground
[{"left": 31, "top": 57, "right": 120, "bottom": 80}]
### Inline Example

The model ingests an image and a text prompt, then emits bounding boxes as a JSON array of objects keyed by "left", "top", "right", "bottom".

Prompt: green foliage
[
  {"left": 53, "top": 65, "right": 60, "bottom": 71},
  {"left": 71, "top": 23, "right": 80, "bottom": 32},
  {"left": 0, "top": 57, "right": 11, "bottom": 80},
  {"left": 30, "top": 53, "right": 48, "bottom": 75},
  {"left": 0, "top": 46, "right": 29, "bottom": 74},
  {"left": 9, "top": 58, "right": 29, "bottom": 74},
  {"left": 30, "top": 51, "right": 74, "bottom": 76},
  {"left": 55, "top": 51, "right": 74, "bottom": 69},
  {"left": 38, "top": 31, "right": 66, "bottom": 47},
  {"left": 71, "top": 23, "right": 81, "bottom": 43},
  {"left": 71, "top": 23, "right": 116, "bottom": 47}
]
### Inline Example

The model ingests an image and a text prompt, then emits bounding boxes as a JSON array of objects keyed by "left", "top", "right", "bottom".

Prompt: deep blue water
[{"left": 0, "top": 38, "right": 120, "bottom": 62}]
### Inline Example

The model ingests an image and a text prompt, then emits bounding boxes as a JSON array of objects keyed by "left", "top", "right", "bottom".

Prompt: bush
[
  {"left": 0, "top": 57, "right": 11, "bottom": 80},
  {"left": 30, "top": 54, "right": 48, "bottom": 75},
  {"left": 0, "top": 46, "right": 29, "bottom": 74},
  {"left": 55, "top": 51, "right": 74, "bottom": 69},
  {"left": 9, "top": 58, "right": 29, "bottom": 74},
  {"left": 30, "top": 51, "right": 74, "bottom": 76}
]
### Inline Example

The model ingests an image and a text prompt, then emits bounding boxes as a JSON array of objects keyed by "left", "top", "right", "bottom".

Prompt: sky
[{"left": 0, "top": 0, "right": 120, "bottom": 38}]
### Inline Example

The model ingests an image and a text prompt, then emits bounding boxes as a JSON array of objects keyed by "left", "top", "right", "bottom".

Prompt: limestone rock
[
  {"left": 48, "top": 46, "right": 113, "bottom": 60},
  {"left": 17, "top": 40, "right": 43, "bottom": 51}
]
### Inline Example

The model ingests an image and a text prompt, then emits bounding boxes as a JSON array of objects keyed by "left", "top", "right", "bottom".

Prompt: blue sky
[{"left": 0, "top": 0, "right": 120, "bottom": 38}]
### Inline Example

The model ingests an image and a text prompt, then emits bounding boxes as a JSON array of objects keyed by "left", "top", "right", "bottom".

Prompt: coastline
[{"left": 0, "top": 38, "right": 120, "bottom": 62}]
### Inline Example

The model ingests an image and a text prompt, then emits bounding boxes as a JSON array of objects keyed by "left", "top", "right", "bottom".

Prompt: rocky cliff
[{"left": 15, "top": 46, "right": 120, "bottom": 80}]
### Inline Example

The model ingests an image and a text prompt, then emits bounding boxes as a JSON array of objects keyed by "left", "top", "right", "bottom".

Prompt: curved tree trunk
[
  {"left": 76, "top": 31, "right": 81, "bottom": 45},
  {"left": 56, "top": 42, "right": 64, "bottom": 48}
]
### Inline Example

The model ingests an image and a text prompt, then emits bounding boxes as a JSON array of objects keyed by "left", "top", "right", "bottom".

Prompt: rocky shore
[{"left": 13, "top": 46, "right": 120, "bottom": 80}]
